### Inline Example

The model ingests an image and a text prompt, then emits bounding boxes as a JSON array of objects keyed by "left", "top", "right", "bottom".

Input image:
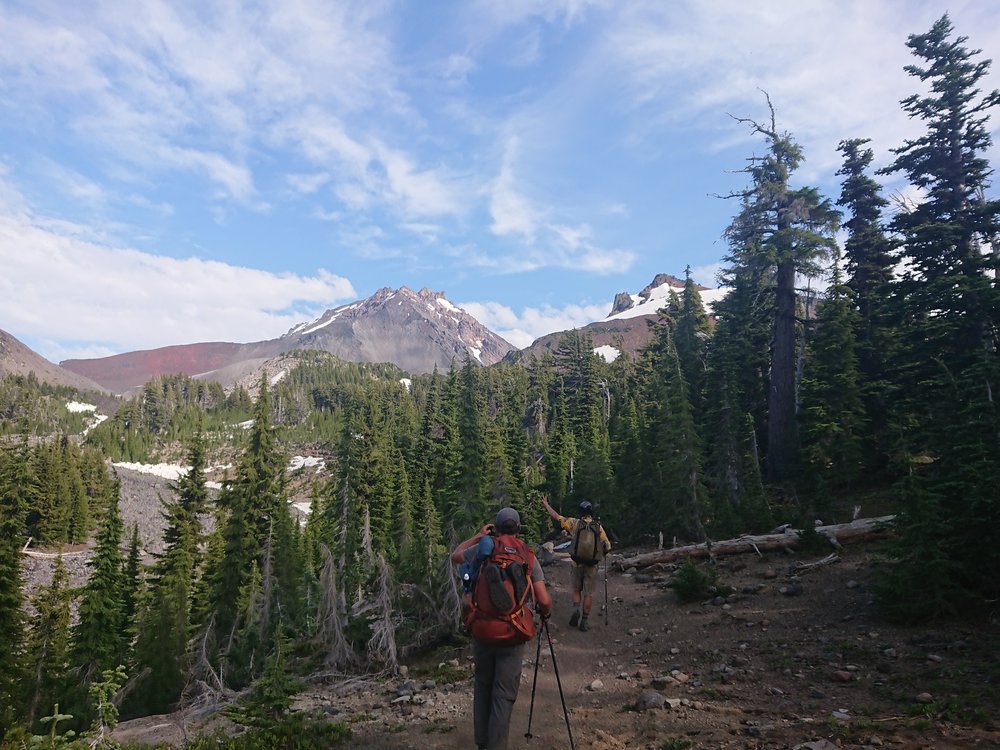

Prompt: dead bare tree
[
  {"left": 365, "top": 554, "right": 399, "bottom": 674},
  {"left": 313, "top": 545, "right": 356, "bottom": 671}
]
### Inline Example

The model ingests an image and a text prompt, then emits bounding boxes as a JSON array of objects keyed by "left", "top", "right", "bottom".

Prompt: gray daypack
[{"left": 570, "top": 519, "right": 605, "bottom": 566}]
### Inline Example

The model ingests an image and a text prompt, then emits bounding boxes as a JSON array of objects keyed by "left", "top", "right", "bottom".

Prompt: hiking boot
[
  {"left": 569, "top": 610, "right": 580, "bottom": 628},
  {"left": 579, "top": 617, "right": 589, "bottom": 632}
]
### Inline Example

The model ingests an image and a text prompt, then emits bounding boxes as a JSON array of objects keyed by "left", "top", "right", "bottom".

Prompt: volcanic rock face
[
  {"left": 611, "top": 292, "right": 635, "bottom": 315},
  {"left": 279, "top": 286, "right": 513, "bottom": 375},
  {"left": 61, "top": 287, "right": 514, "bottom": 392}
]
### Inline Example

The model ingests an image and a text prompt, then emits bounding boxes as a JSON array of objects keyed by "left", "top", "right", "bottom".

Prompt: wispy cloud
[{"left": 0, "top": 201, "right": 355, "bottom": 362}]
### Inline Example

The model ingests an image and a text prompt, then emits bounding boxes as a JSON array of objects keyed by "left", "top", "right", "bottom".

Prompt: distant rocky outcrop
[
  {"left": 514, "top": 273, "right": 723, "bottom": 364},
  {"left": 61, "top": 287, "right": 514, "bottom": 392}
]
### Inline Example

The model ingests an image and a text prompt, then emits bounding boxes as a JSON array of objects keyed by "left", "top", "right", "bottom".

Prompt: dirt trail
[{"left": 115, "top": 544, "right": 1000, "bottom": 749}]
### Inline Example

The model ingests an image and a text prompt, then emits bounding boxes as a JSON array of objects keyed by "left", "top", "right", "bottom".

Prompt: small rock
[
  {"left": 831, "top": 709, "right": 850, "bottom": 720},
  {"left": 398, "top": 665, "right": 409, "bottom": 677},
  {"left": 635, "top": 690, "right": 665, "bottom": 711},
  {"left": 396, "top": 680, "right": 415, "bottom": 696},
  {"left": 793, "top": 741, "right": 839, "bottom": 750},
  {"left": 588, "top": 679, "right": 605, "bottom": 691},
  {"left": 831, "top": 670, "right": 853, "bottom": 683},
  {"left": 927, "top": 654, "right": 943, "bottom": 663},
  {"left": 448, "top": 658, "right": 460, "bottom": 668},
  {"left": 916, "top": 692, "right": 934, "bottom": 704}
]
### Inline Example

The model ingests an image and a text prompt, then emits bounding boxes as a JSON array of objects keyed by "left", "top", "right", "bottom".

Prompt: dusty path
[
  {"left": 351, "top": 546, "right": 1000, "bottom": 750},
  {"left": 115, "top": 544, "right": 1000, "bottom": 749}
]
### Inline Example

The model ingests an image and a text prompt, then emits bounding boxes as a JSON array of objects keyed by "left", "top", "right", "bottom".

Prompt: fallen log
[{"left": 612, "top": 515, "right": 895, "bottom": 570}]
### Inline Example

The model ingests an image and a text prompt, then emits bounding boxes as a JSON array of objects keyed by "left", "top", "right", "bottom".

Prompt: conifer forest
[{"left": 1, "top": 14, "right": 999, "bottom": 749}]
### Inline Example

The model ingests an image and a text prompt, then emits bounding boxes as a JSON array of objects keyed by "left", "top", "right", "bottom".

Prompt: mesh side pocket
[
  {"left": 508, "top": 562, "right": 528, "bottom": 604},
  {"left": 485, "top": 564, "right": 514, "bottom": 611}
]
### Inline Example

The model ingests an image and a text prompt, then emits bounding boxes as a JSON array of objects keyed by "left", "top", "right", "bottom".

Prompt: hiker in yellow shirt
[{"left": 540, "top": 495, "right": 611, "bottom": 631}]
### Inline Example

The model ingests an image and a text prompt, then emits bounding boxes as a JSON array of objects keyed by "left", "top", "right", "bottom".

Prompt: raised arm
[
  {"left": 540, "top": 494, "right": 561, "bottom": 522},
  {"left": 449, "top": 523, "right": 494, "bottom": 564}
]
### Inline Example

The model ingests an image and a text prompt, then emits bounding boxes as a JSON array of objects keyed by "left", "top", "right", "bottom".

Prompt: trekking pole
[
  {"left": 544, "top": 620, "right": 576, "bottom": 750},
  {"left": 524, "top": 624, "right": 544, "bottom": 739},
  {"left": 602, "top": 557, "right": 608, "bottom": 625}
]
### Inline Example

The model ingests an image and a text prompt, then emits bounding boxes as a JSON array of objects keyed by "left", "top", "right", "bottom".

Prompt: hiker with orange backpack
[
  {"left": 451, "top": 507, "right": 552, "bottom": 750},
  {"left": 540, "top": 496, "right": 611, "bottom": 632}
]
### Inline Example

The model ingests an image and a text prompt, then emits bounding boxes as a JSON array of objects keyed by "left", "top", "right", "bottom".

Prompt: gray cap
[{"left": 495, "top": 506, "right": 521, "bottom": 531}]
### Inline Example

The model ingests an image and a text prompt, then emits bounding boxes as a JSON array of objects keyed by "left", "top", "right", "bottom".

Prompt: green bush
[{"left": 670, "top": 559, "right": 732, "bottom": 603}]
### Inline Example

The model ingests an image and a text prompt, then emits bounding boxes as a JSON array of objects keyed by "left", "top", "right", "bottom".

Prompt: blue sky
[{"left": 2, "top": 0, "right": 999, "bottom": 362}]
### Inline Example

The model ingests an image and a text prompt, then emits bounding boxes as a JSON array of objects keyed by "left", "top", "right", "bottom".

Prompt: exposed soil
[{"left": 114, "top": 541, "right": 1000, "bottom": 750}]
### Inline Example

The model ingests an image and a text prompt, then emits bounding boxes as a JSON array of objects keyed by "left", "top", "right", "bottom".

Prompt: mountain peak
[{"left": 62, "top": 286, "right": 514, "bottom": 392}]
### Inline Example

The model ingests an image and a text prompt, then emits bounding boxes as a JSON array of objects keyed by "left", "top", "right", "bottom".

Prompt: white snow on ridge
[
  {"left": 436, "top": 297, "right": 460, "bottom": 313},
  {"left": 299, "top": 311, "right": 341, "bottom": 336},
  {"left": 66, "top": 401, "right": 97, "bottom": 413},
  {"left": 469, "top": 346, "right": 482, "bottom": 363},
  {"left": 605, "top": 283, "right": 728, "bottom": 322},
  {"left": 400, "top": 377, "right": 412, "bottom": 392},
  {"left": 594, "top": 345, "right": 620, "bottom": 363}
]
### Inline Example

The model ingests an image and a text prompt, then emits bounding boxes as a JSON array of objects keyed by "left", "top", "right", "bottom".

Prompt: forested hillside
[{"left": 0, "top": 14, "right": 998, "bottom": 749}]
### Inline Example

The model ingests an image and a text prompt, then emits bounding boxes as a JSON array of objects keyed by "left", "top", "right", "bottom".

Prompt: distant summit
[
  {"left": 512, "top": 274, "right": 726, "bottom": 364},
  {"left": 61, "top": 287, "right": 514, "bottom": 392}
]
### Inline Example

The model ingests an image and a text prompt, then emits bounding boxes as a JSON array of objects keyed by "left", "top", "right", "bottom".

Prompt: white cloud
[
  {"left": 489, "top": 137, "right": 545, "bottom": 239},
  {"left": 0, "top": 206, "right": 356, "bottom": 362},
  {"left": 603, "top": 1, "right": 1000, "bottom": 175},
  {"left": 460, "top": 299, "right": 610, "bottom": 348},
  {"left": 689, "top": 262, "right": 724, "bottom": 288}
]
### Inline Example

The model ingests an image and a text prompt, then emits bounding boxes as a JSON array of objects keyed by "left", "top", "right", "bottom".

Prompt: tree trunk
[
  {"left": 611, "top": 515, "right": 894, "bottom": 570},
  {"left": 767, "top": 259, "right": 798, "bottom": 483}
]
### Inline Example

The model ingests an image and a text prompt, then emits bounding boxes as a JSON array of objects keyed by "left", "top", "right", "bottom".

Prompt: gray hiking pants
[{"left": 472, "top": 639, "right": 525, "bottom": 750}]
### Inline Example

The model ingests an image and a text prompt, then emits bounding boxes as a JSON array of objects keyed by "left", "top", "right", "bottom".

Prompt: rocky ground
[{"left": 111, "top": 537, "right": 1000, "bottom": 750}]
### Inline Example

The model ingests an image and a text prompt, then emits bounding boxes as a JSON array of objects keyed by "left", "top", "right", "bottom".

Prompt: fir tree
[
  {"left": 836, "top": 138, "right": 896, "bottom": 470},
  {"left": 799, "top": 256, "right": 866, "bottom": 498},
  {"left": 724, "top": 96, "right": 840, "bottom": 485},
  {"left": 130, "top": 434, "right": 208, "bottom": 714},
  {"left": 26, "top": 557, "right": 72, "bottom": 726},
  {"left": 0, "top": 440, "right": 31, "bottom": 736},
  {"left": 879, "top": 14, "right": 1000, "bottom": 615},
  {"left": 67, "top": 477, "right": 126, "bottom": 720}
]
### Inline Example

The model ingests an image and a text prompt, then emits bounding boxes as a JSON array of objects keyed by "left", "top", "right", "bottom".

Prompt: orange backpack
[{"left": 462, "top": 533, "right": 537, "bottom": 646}]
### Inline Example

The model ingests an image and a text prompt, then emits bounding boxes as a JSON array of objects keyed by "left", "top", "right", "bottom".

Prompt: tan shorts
[{"left": 570, "top": 562, "right": 601, "bottom": 597}]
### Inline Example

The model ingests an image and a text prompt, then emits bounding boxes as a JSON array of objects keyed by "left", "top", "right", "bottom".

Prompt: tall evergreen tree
[
  {"left": 68, "top": 476, "right": 126, "bottom": 720},
  {"left": 836, "top": 138, "right": 896, "bottom": 470},
  {"left": 131, "top": 433, "right": 208, "bottom": 714},
  {"left": 878, "top": 14, "right": 1000, "bottom": 616},
  {"left": 799, "top": 256, "right": 866, "bottom": 497},
  {"left": 725, "top": 97, "right": 840, "bottom": 484},
  {"left": 0, "top": 441, "right": 32, "bottom": 737},
  {"left": 26, "top": 557, "right": 72, "bottom": 726},
  {"left": 674, "top": 267, "right": 712, "bottom": 414}
]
